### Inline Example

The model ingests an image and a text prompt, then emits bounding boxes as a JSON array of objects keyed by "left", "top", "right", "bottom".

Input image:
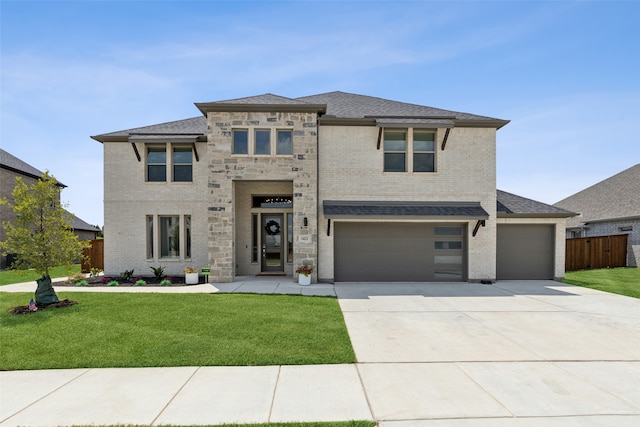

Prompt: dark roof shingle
[
  {"left": 497, "top": 190, "right": 575, "bottom": 217},
  {"left": 554, "top": 164, "right": 640, "bottom": 226}
]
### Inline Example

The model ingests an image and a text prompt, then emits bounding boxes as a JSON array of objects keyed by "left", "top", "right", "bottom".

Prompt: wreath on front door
[{"left": 265, "top": 220, "right": 281, "bottom": 235}]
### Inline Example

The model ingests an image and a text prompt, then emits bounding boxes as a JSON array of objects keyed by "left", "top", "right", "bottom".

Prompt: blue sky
[{"left": 2, "top": 0, "right": 638, "bottom": 227}]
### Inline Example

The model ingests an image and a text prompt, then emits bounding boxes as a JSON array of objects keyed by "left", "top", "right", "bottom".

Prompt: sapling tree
[{"left": 0, "top": 172, "right": 87, "bottom": 305}]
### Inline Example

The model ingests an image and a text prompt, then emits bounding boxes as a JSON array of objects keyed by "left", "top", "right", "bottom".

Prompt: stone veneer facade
[{"left": 206, "top": 111, "right": 319, "bottom": 282}]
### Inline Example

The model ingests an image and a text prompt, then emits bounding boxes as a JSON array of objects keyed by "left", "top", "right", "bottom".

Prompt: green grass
[
  {"left": 0, "top": 292, "right": 355, "bottom": 370},
  {"left": 563, "top": 267, "right": 640, "bottom": 299},
  {"left": 0, "top": 264, "right": 81, "bottom": 286}
]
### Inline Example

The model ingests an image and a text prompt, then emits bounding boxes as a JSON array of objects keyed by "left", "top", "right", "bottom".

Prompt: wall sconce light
[{"left": 303, "top": 217, "right": 308, "bottom": 227}]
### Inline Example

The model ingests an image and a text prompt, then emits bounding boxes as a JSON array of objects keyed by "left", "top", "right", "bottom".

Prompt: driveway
[{"left": 336, "top": 280, "right": 640, "bottom": 426}]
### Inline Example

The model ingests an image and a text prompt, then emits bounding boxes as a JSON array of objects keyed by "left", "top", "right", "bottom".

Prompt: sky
[{"left": 1, "top": 0, "right": 639, "bottom": 228}]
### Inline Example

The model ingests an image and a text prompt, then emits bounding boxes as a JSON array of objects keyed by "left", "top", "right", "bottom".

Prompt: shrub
[
  {"left": 134, "top": 279, "right": 146, "bottom": 286},
  {"left": 160, "top": 277, "right": 172, "bottom": 286},
  {"left": 101, "top": 277, "right": 113, "bottom": 284},
  {"left": 150, "top": 266, "right": 165, "bottom": 280},
  {"left": 107, "top": 280, "right": 119, "bottom": 286},
  {"left": 89, "top": 268, "right": 102, "bottom": 277},
  {"left": 66, "top": 271, "right": 85, "bottom": 284},
  {"left": 75, "top": 280, "right": 88, "bottom": 286},
  {"left": 120, "top": 269, "right": 135, "bottom": 282}
]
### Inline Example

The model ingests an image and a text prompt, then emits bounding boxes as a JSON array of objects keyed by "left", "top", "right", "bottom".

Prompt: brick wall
[{"left": 317, "top": 125, "right": 498, "bottom": 282}]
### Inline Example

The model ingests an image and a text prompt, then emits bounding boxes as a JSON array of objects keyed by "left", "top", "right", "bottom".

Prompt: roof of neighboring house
[
  {"left": 554, "top": 164, "right": 640, "bottom": 227},
  {"left": 67, "top": 211, "right": 100, "bottom": 233},
  {"left": 0, "top": 148, "right": 66, "bottom": 187},
  {"left": 91, "top": 91, "right": 508, "bottom": 142},
  {"left": 1, "top": 148, "right": 98, "bottom": 232},
  {"left": 497, "top": 190, "right": 575, "bottom": 218}
]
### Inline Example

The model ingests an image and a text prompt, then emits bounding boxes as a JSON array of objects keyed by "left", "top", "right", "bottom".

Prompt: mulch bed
[
  {"left": 9, "top": 299, "right": 78, "bottom": 315},
  {"left": 53, "top": 276, "right": 191, "bottom": 287}
]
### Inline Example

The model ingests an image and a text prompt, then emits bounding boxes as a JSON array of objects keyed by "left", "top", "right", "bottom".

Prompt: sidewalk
[
  {"left": 0, "top": 275, "right": 336, "bottom": 296},
  {"left": 2, "top": 280, "right": 640, "bottom": 426},
  {"left": 1, "top": 365, "right": 371, "bottom": 425}
]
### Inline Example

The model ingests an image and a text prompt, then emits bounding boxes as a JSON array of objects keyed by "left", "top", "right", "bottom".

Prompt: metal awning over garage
[{"left": 323, "top": 201, "right": 489, "bottom": 220}]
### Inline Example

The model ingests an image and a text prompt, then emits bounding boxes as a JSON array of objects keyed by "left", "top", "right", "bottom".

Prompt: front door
[{"left": 262, "top": 214, "right": 284, "bottom": 272}]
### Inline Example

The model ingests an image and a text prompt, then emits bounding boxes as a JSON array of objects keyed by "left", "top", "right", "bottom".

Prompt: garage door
[
  {"left": 334, "top": 222, "right": 466, "bottom": 282},
  {"left": 497, "top": 224, "right": 554, "bottom": 280}
]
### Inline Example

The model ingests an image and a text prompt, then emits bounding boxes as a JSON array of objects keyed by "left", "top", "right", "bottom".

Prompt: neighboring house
[
  {"left": 0, "top": 148, "right": 100, "bottom": 269},
  {"left": 554, "top": 164, "right": 640, "bottom": 267},
  {"left": 92, "top": 91, "right": 574, "bottom": 283}
]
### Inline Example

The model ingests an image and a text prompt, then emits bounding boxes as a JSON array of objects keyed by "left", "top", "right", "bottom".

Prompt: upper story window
[
  {"left": 233, "top": 130, "right": 249, "bottom": 155},
  {"left": 255, "top": 129, "right": 271, "bottom": 155},
  {"left": 146, "top": 144, "right": 193, "bottom": 182},
  {"left": 383, "top": 131, "right": 407, "bottom": 172},
  {"left": 147, "top": 146, "right": 167, "bottom": 182},
  {"left": 173, "top": 146, "right": 192, "bottom": 182},
  {"left": 232, "top": 128, "right": 294, "bottom": 156},
  {"left": 277, "top": 130, "right": 293, "bottom": 155},
  {"left": 383, "top": 129, "right": 436, "bottom": 173},
  {"left": 413, "top": 131, "right": 435, "bottom": 172}
]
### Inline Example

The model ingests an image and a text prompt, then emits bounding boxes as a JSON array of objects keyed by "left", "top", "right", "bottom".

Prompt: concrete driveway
[{"left": 336, "top": 280, "right": 640, "bottom": 426}]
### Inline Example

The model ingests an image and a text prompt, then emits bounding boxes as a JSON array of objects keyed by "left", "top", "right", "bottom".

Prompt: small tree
[{"left": 0, "top": 172, "right": 87, "bottom": 304}]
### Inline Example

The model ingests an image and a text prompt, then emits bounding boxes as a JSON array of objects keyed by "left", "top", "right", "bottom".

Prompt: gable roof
[
  {"left": 92, "top": 91, "right": 508, "bottom": 142},
  {"left": 0, "top": 148, "right": 66, "bottom": 187},
  {"left": 554, "top": 164, "right": 640, "bottom": 227},
  {"left": 497, "top": 190, "right": 575, "bottom": 218}
]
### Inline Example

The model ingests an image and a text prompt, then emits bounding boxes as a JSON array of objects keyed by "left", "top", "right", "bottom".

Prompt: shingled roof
[
  {"left": 92, "top": 91, "right": 508, "bottom": 142},
  {"left": 298, "top": 91, "right": 507, "bottom": 127},
  {"left": 0, "top": 148, "right": 66, "bottom": 187},
  {"left": 324, "top": 201, "right": 489, "bottom": 219},
  {"left": 554, "top": 164, "right": 640, "bottom": 227},
  {"left": 497, "top": 190, "right": 575, "bottom": 218}
]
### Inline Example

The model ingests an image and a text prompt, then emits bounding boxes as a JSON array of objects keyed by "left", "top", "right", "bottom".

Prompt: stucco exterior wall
[
  {"left": 206, "top": 111, "right": 318, "bottom": 282},
  {"left": 497, "top": 216, "right": 568, "bottom": 280},
  {"left": 102, "top": 141, "right": 209, "bottom": 277},
  {"left": 317, "top": 125, "right": 498, "bottom": 282}
]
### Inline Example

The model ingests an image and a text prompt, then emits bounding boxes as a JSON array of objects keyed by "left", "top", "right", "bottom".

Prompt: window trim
[
  {"left": 231, "top": 128, "right": 294, "bottom": 158},
  {"left": 172, "top": 146, "right": 193, "bottom": 182},
  {"left": 146, "top": 214, "right": 192, "bottom": 261},
  {"left": 146, "top": 145, "right": 167, "bottom": 182},
  {"left": 382, "top": 128, "right": 438, "bottom": 174}
]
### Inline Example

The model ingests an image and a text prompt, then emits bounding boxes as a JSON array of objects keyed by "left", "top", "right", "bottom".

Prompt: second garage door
[
  {"left": 497, "top": 224, "right": 554, "bottom": 280},
  {"left": 334, "top": 222, "right": 466, "bottom": 282}
]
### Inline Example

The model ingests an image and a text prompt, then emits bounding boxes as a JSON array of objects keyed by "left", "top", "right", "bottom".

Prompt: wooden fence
[
  {"left": 566, "top": 234, "right": 628, "bottom": 271},
  {"left": 81, "top": 239, "right": 104, "bottom": 273}
]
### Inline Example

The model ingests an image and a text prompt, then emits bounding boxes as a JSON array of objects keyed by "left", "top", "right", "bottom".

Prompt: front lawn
[
  {"left": 0, "top": 292, "right": 355, "bottom": 370},
  {"left": 0, "top": 264, "right": 81, "bottom": 286},
  {"left": 563, "top": 267, "right": 640, "bottom": 299}
]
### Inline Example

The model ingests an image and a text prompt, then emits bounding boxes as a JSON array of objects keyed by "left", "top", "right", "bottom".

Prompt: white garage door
[
  {"left": 334, "top": 222, "right": 466, "bottom": 282},
  {"left": 497, "top": 224, "right": 554, "bottom": 280}
]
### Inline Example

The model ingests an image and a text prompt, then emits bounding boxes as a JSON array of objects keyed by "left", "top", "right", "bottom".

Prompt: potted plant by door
[
  {"left": 184, "top": 266, "right": 199, "bottom": 285},
  {"left": 296, "top": 264, "right": 314, "bottom": 286}
]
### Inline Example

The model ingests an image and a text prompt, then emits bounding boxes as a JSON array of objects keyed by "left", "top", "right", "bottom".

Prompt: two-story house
[
  {"left": 92, "top": 91, "right": 573, "bottom": 283},
  {"left": 0, "top": 148, "right": 100, "bottom": 269}
]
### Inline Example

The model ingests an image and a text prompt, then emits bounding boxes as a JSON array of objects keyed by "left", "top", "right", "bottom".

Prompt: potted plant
[
  {"left": 184, "top": 266, "right": 199, "bottom": 285},
  {"left": 295, "top": 264, "right": 314, "bottom": 286}
]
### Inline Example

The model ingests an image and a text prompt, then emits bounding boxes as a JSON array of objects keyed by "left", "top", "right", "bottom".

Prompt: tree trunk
[{"left": 35, "top": 275, "right": 59, "bottom": 306}]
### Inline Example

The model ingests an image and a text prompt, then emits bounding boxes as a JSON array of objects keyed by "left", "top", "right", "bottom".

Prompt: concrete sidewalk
[
  {"left": 2, "top": 280, "right": 640, "bottom": 426},
  {"left": 0, "top": 275, "right": 336, "bottom": 296}
]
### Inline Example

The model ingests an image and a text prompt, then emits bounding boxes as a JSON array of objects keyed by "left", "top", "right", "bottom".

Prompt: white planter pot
[
  {"left": 298, "top": 274, "right": 311, "bottom": 286},
  {"left": 185, "top": 272, "right": 199, "bottom": 285}
]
